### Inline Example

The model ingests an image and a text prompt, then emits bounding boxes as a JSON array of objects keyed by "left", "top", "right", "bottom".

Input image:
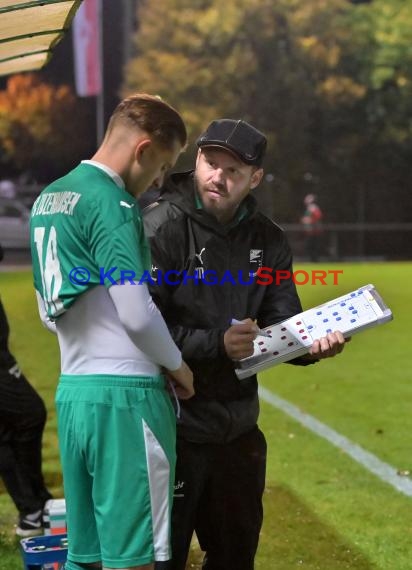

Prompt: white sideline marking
[{"left": 259, "top": 386, "right": 412, "bottom": 497}]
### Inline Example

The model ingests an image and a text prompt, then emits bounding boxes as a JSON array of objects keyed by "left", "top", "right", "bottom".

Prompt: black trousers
[
  {"left": 0, "top": 364, "right": 51, "bottom": 515},
  {"left": 156, "top": 426, "right": 267, "bottom": 570}
]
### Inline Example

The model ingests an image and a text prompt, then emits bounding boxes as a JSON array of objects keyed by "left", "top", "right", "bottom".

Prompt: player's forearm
[
  {"left": 109, "top": 282, "right": 182, "bottom": 371},
  {"left": 35, "top": 290, "right": 57, "bottom": 335},
  {"left": 127, "top": 317, "right": 182, "bottom": 371}
]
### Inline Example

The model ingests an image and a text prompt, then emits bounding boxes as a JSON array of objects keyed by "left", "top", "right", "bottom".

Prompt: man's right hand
[
  {"left": 224, "top": 318, "right": 257, "bottom": 360},
  {"left": 167, "top": 360, "right": 194, "bottom": 400}
]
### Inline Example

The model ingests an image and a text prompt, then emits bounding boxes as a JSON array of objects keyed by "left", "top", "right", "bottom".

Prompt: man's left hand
[{"left": 307, "top": 331, "right": 348, "bottom": 360}]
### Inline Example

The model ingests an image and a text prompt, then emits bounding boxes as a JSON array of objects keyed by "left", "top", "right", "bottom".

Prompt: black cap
[{"left": 196, "top": 119, "right": 267, "bottom": 166}]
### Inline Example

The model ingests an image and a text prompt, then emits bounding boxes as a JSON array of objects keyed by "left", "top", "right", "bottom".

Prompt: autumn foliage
[
  {"left": 0, "top": 74, "right": 93, "bottom": 181},
  {"left": 123, "top": 0, "right": 412, "bottom": 225}
]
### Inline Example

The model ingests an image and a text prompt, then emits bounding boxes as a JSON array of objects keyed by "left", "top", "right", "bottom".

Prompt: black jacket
[
  {"left": 0, "top": 299, "right": 16, "bottom": 370},
  {"left": 0, "top": 244, "right": 16, "bottom": 370},
  {"left": 143, "top": 171, "right": 310, "bottom": 443}
]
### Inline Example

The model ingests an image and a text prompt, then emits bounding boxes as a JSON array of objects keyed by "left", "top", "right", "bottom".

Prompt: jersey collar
[{"left": 81, "top": 160, "right": 125, "bottom": 191}]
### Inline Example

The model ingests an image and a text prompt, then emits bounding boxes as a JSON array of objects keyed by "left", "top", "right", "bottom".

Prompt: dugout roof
[{"left": 0, "top": 0, "right": 82, "bottom": 77}]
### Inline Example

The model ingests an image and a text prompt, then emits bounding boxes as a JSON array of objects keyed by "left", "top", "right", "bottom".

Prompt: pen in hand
[{"left": 230, "top": 318, "right": 272, "bottom": 338}]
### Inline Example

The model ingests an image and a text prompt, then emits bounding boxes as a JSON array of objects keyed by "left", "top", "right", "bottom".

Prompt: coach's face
[{"left": 195, "top": 148, "right": 263, "bottom": 224}]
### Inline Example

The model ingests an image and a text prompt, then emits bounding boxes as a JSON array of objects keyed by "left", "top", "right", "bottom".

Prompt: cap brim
[{"left": 197, "top": 142, "right": 257, "bottom": 165}]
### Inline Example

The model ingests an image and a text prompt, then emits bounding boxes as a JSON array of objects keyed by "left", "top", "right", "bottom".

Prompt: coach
[{"left": 143, "top": 118, "right": 346, "bottom": 570}]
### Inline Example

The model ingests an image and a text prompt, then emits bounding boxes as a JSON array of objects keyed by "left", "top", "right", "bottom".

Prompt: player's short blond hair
[{"left": 106, "top": 93, "right": 187, "bottom": 149}]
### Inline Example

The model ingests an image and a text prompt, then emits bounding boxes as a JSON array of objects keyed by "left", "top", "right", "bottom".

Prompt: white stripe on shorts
[{"left": 142, "top": 419, "right": 172, "bottom": 561}]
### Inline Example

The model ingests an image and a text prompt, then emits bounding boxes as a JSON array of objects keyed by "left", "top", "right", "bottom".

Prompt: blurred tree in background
[
  {"left": 0, "top": 74, "right": 94, "bottom": 182},
  {"left": 0, "top": 0, "right": 410, "bottom": 230},
  {"left": 124, "top": 0, "right": 412, "bottom": 224}
]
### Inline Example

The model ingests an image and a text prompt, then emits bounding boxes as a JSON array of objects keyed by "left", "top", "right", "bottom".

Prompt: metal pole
[
  {"left": 96, "top": 0, "right": 104, "bottom": 145},
  {"left": 357, "top": 183, "right": 365, "bottom": 259},
  {"left": 122, "top": 0, "right": 135, "bottom": 65}
]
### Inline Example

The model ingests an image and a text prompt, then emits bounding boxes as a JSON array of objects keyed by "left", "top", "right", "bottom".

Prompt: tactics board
[{"left": 235, "top": 284, "right": 393, "bottom": 380}]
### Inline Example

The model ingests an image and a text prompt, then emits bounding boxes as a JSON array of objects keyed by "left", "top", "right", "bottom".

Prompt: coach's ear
[
  {"left": 250, "top": 168, "right": 264, "bottom": 190},
  {"left": 195, "top": 148, "right": 203, "bottom": 168}
]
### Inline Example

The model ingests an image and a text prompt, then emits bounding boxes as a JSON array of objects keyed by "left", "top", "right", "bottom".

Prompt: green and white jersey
[
  {"left": 31, "top": 161, "right": 181, "bottom": 377},
  {"left": 30, "top": 161, "right": 150, "bottom": 319}
]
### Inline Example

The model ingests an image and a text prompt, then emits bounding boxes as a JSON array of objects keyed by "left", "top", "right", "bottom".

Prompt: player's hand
[
  {"left": 224, "top": 318, "right": 258, "bottom": 360},
  {"left": 166, "top": 360, "right": 194, "bottom": 400},
  {"left": 308, "top": 331, "right": 348, "bottom": 360}
]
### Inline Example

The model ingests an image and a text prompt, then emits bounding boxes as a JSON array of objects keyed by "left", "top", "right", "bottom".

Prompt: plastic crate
[{"left": 20, "top": 534, "right": 68, "bottom": 570}]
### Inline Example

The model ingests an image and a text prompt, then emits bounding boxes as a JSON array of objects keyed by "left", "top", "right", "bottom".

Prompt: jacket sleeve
[
  {"left": 146, "top": 222, "right": 226, "bottom": 362},
  {"left": 167, "top": 324, "right": 226, "bottom": 361}
]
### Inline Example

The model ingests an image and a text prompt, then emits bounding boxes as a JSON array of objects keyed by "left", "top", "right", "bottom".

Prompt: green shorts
[{"left": 55, "top": 374, "right": 176, "bottom": 567}]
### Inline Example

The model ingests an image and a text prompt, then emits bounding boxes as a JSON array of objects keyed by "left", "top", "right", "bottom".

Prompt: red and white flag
[{"left": 73, "top": 0, "right": 102, "bottom": 97}]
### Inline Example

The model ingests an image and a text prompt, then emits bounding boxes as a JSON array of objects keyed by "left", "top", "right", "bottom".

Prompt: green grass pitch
[{"left": 0, "top": 263, "right": 411, "bottom": 569}]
